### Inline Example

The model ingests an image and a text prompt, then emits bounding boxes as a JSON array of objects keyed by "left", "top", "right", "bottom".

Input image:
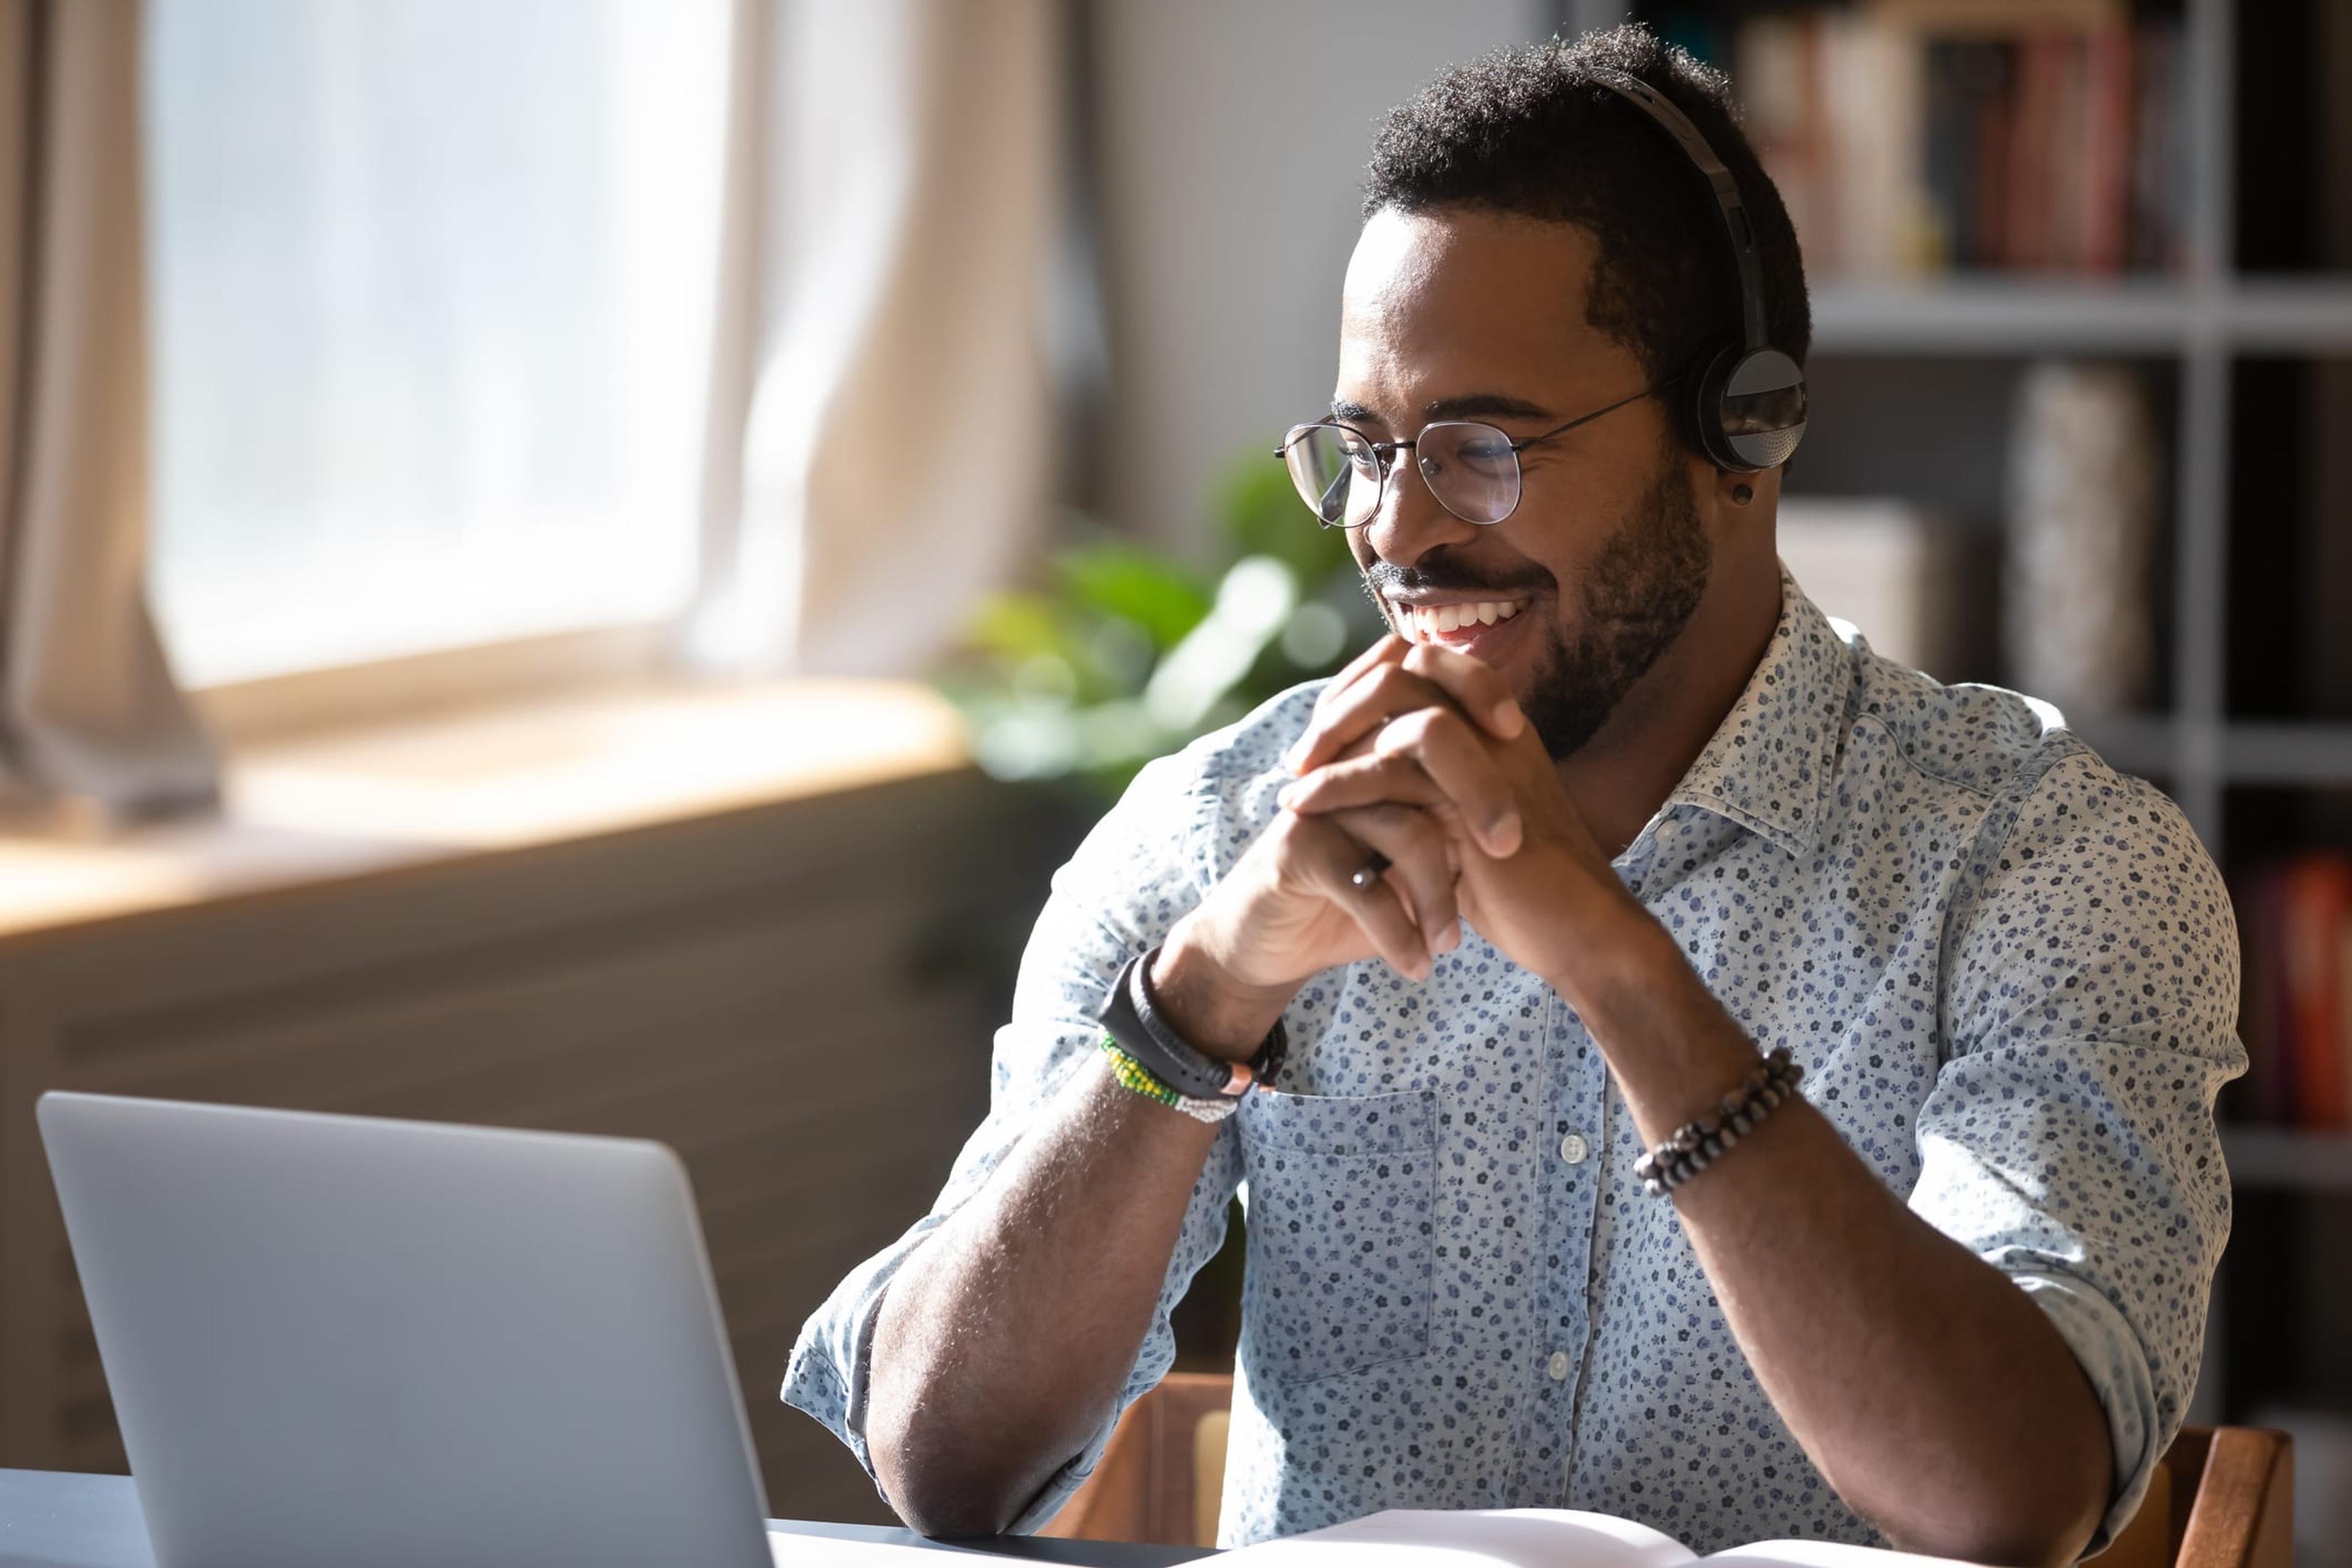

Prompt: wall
[{"left": 1087, "top": 0, "right": 1545, "bottom": 546}]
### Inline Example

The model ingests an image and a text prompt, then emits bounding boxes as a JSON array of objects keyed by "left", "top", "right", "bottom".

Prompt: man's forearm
[
  {"left": 866, "top": 1059, "right": 1222, "bottom": 1537},
  {"left": 1563, "top": 915, "right": 2113, "bottom": 1566}
]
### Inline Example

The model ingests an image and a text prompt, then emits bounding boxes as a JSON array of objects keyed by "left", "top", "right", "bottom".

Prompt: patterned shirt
[{"left": 785, "top": 571, "right": 2242, "bottom": 1553}]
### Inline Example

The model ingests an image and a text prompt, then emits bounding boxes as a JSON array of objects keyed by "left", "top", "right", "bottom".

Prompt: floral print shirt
[{"left": 785, "top": 571, "right": 2242, "bottom": 1553}]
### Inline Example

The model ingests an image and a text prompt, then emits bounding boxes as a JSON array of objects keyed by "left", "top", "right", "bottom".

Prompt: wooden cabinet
[{"left": 0, "top": 767, "right": 1035, "bottom": 1526}]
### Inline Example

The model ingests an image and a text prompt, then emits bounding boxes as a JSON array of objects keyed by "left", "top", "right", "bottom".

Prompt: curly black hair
[{"left": 1364, "top": 24, "right": 1810, "bottom": 399}]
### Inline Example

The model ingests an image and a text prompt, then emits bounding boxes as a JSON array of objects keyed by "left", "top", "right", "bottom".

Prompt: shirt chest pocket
[{"left": 1238, "top": 1087, "right": 1438, "bottom": 1386}]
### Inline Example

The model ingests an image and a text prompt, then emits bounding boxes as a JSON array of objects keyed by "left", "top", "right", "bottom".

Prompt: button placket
[{"left": 1524, "top": 996, "right": 1604, "bottom": 1505}]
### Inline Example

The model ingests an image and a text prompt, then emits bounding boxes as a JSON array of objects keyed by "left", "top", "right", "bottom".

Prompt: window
[{"left": 145, "top": 0, "right": 731, "bottom": 687}]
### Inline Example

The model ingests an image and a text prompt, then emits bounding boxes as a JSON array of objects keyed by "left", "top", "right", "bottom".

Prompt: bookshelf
[
  {"left": 2222, "top": 1126, "right": 2352, "bottom": 1193},
  {"left": 1559, "top": 0, "right": 2352, "bottom": 1430},
  {"left": 1811, "top": 277, "right": 2352, "bottom": 355}
]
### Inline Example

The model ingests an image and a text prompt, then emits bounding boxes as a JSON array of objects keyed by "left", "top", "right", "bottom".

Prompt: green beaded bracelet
[{"left": 1099, "top": 1036, "right": 1237, "bottom": 1124}]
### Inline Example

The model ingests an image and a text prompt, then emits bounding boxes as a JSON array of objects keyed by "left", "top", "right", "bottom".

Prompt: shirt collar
[{"left": 1660, "top": 568, "right": 1852, "bottom": 860}]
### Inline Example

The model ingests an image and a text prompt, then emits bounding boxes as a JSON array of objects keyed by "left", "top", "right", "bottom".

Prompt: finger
[
  {"left": 1281, "top": 711, "right": 1522, "bottom": 858},
  {"left": 1280, "top": 811, "right": 1436, "bottom": 978},
  {"left": 1324, "top": 803, "right": 1461, "bottom": 958},
  {"left": 1332, "top": 628, "right": 1412, "bottom": 690},
  {"left": 1373, "top": 706, "right": 1524, "bottom": 857},
  {"left": 1279, "top": 752, "right": 1449, "bottom": 817},
  {"left": 1284, "top": 635, "right": 1409, "bottom": 772},
  {"left": 1287, "top": 661, "right": 1463, "bottom": 777},
  {"left": 1400, "top": 641, "right": 1526, "bottom": 742}
]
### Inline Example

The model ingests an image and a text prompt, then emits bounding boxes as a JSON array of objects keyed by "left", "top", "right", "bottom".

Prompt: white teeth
[{"left": 1395, "top": 599, "right": 1526, "bottom": 639}]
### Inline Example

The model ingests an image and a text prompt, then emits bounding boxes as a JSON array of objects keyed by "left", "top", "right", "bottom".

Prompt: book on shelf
[
  {"left": 2237, "top": 853, "right": 2352, "bottom": 1129},
  {"left": 2002, "top": 361, "right": 2158, "bottom": 720},
  {"left": 1735, "top": 0, "right": 2188, "bottom": 279}
]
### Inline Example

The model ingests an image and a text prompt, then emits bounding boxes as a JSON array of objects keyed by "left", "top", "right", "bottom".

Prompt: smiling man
[{"left": 785, "top": 28, "right": 2241, "bottom": 1564}]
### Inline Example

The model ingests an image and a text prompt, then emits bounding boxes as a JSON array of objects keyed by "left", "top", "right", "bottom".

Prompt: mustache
[{"left": 1362, "top": 555, "right": 1552, "bottom": 598}]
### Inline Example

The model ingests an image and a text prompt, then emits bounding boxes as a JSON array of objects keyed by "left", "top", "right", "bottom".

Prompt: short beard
[{"left": 1520, "top": 451, "right": 1711, "bottom": 760}]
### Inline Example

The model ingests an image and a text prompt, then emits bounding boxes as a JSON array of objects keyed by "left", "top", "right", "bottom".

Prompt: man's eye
[
  {"left": 1342, "top": 440, "right": 1379, "bottom": 474},
  {"left": 1457, "top": 437, "right": 1515, "bottom": 470}
]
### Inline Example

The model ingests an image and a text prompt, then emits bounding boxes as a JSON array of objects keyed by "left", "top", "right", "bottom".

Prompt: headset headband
[{"left": 1587, "top": 70, "right": 1768, "bottom": 355}]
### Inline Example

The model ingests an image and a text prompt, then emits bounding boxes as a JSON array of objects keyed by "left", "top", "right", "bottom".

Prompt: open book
[{"left": 1215, "top": 1509, "right": 1978, "bottom": 1568}]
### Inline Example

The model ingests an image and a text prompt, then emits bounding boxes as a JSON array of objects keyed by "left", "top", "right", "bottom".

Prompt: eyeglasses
[{"left": 1275, "top": 383, "right": 1670, "bottom": 530}]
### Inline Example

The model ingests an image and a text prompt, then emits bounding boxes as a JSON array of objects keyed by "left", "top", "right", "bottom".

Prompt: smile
[{"left": 1388, "top": 597, "right": 1531, "bottom": 647}]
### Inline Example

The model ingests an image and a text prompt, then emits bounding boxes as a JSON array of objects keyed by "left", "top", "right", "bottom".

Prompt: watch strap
[{"left": 1096, "top": 947, "right": 1285, "bottom": 1100}]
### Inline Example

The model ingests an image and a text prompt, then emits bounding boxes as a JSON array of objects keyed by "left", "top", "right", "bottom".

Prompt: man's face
[{"left": 1335, "top": 206, "right": 1713, "bottom": 759}]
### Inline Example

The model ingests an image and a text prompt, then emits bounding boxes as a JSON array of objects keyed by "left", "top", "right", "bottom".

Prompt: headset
[{"left": 1588, "top": 70, "right": 1807, "bottom": 473}]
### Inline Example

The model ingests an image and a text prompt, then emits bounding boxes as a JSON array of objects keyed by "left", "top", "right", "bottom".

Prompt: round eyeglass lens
[
  {"left": 1282, "top": 422, "right": 1379, "bottom": 529},
  {"left": 1415, "top": 421, "right": 1522, "bottom": 525}
]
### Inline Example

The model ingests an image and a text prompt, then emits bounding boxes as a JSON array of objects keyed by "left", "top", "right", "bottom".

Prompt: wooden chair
[
  {"left": 1042, "top": 1373, "right": 2294, "bottom": 1566},
  {"left": 2092, "top": 1425, "right": 2294, "bottom": 1568},
  {"left": 1039, "top": 1373, "right": 1234, "bottom": 1549}
]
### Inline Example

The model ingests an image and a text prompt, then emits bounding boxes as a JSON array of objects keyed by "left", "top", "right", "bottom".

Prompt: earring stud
[{"left": 1731, "top": 483, "right": 1754, "bottom": 505}]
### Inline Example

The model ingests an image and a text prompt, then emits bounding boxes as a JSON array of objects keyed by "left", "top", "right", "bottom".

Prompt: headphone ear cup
[
  {"left": 1713, "top": 347, "right": 1809, "bottom": 473},
  {"left": 1683, "top": 342, "right": 1747, "bottom": 471}
]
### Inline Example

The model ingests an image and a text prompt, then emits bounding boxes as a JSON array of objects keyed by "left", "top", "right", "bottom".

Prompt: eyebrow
[{"left": 1329, "top": 393, "right": 1558, "bottom": 428}]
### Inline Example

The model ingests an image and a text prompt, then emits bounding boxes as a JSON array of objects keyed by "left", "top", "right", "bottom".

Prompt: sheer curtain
[
  {"left": 0, "top": 0, "right": 1057, "bottom": 823},
  {"left": 689, "top": 0, "right": 1062, "bottom": 678},
  {"left": 145, "top": 0, "right": 733, "bottom": 688},
  {"left": 0, "top": 0, "right": 214, "bottom": 819}
]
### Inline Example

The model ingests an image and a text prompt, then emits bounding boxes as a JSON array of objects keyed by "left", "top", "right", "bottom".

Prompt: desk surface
[{"left": 0, "top": 1469, "right": 1213, "bottom": 1567}]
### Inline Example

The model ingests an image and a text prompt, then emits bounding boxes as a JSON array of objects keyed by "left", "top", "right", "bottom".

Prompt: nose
[{"left": 1361, "top": 445, "right": 1480, "bottom": 570}]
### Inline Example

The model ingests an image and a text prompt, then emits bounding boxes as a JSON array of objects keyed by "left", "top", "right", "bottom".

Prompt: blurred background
[{"left": 0, "top": 0, "right": 2346, "bottom": 1554}]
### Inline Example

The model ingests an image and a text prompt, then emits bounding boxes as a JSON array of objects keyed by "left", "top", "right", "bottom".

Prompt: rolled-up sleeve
[
  {"left": 780, "top": 737, "right": 1258, "bottom": 1528},
  {"left": 1912, "top": 752, "right": 2244, "bottom": 1553}
]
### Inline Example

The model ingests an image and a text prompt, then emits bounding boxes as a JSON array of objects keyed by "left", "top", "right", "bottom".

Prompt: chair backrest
[
  {"left": 1038, "top": 1373, "right": 1232, "bottom": 1548},
  {"left": 2090, "top": 1426, "right": 2294, "bottom": 1568},
  {"left": 1044, "top": 1374, "right": 2294, "bottom": 1566}
]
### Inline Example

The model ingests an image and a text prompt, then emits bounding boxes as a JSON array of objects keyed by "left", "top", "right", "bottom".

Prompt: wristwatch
[{"left": 1097, "top": 947, "right": 1287, "bottom": 1100}]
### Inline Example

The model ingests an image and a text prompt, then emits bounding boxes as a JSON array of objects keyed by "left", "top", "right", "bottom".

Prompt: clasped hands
[{"left": 1167, "top": 634, "right": 1652, "bottom": 1033}]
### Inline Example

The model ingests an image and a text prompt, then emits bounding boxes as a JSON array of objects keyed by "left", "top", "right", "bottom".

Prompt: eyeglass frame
[{"left": 1274, "top": 377, "right": 1681, "bottom": 530}]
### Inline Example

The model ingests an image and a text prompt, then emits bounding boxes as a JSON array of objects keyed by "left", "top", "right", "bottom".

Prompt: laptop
[{"left": 39, "top": 1091, "right": 779, "bottom": 1568}]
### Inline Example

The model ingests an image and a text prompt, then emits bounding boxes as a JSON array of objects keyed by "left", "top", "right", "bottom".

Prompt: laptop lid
[{"left": 38, "top": 1091, "right": 774, "bottom": 1568}]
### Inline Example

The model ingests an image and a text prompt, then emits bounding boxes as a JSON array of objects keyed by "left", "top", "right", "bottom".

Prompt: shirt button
[
  {"left": 1547, "top": 1349, "right": 1571, "bottom": 1381},
  {"left": 1558, "top": 1133, "right": 1590, "bottom": 1164}
]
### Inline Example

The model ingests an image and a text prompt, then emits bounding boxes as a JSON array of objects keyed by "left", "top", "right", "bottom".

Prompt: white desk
[{"left": 0, "top": 1469, "right": 1213, "bottom": 1566}]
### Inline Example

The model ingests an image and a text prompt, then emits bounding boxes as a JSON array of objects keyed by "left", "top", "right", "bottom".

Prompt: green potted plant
[{"left": 938, "top": 446, "right": 1381, "bottom": 799}]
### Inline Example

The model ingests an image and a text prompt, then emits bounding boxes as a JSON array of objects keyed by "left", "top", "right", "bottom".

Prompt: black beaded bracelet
[{"left": 1633, "top": 1046, "right": 1804, "bottom": 1198}]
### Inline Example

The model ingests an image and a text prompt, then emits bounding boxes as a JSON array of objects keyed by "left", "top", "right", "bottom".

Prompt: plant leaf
[{"left": 1054, "top": 545, "right": 1215, "bottom": 650}]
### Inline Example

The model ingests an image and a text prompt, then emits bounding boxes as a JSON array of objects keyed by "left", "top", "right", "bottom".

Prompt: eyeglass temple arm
[{"left": 1512, "top": 378, "right": 1684, "bottom": 450}]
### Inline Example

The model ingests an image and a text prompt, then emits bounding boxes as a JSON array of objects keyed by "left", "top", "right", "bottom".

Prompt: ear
[
  {"left": 1694, "top": 462, "right": 1783, "bottom": 565},
  {"left": 1689, "top": 456, "right": 1747, "bottom": 532},
  {"left": 1709, "top": 464, "right": 1779, "bottom": 514}
]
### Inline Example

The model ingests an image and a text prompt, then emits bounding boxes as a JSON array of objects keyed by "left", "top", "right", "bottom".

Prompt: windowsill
[{"left": 0, "top": 677, "right": 970, "bottom": 948}]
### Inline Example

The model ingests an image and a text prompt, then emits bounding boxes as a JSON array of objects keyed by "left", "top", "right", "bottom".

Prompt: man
[{"left": 786, "top": 28, "right": 2240, "bottom": 1564}]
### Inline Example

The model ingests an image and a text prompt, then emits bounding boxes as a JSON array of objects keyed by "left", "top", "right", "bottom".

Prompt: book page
[{"left": 1217, "top": 1508, "right": 1698, "bottom": 1568}]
